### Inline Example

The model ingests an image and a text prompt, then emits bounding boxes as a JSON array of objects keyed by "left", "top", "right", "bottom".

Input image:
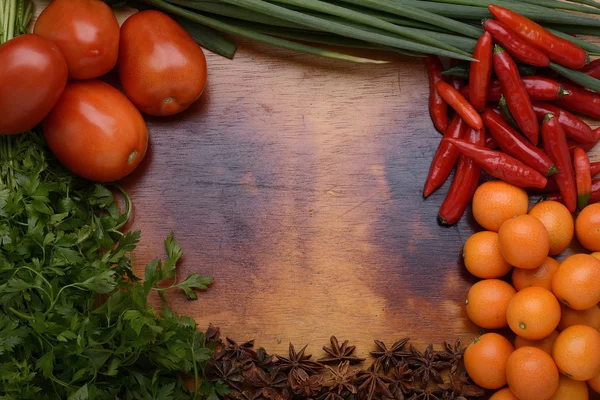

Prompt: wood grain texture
[{"left": 32, "top": 0, "right": 600, "bottom": 364}]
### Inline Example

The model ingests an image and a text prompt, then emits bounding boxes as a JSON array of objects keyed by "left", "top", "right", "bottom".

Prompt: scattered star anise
[
  {"left": 355, "top": 364, "right": 394, "bottom": 400},
  {"left": 438, "top": 371, "right": 484, "bottom": 399},
  {"left": 370, "top": 338, "right": 411, "bottom": 373},
  {"left": 410, "top": 388, "right": 444, "bottom": 400},
  {"left": 218, "top": 337, "right": 257, "bottom": 362},
  {"left": 319, "top": 336, "right": 366, "bottom": 364},
  {"left": 289, "top": 368, "right": 323, "bottom": 397},
  {"left": 276, "top": 343, "right": 322, "bottom": 375},
  {"left": 245, "top": 366, "right": 288, "bottom": 391},
  {"left": 388, "top": 361, "right": 414, "bottom": 399},
  {"left": 323, "top": 361, "right": 359, "bottom": 395},
  {"left": 435, "top": 339, "right": 465, "bottom": 374},
  {"left": 408, "top": 345, "right": 451, "bottom": 388},
  {"left": 206, "top": 359, "right": 244, "bottom": 391}
]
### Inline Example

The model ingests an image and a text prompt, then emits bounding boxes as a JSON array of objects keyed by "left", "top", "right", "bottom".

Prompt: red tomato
[
  {"left": 119, "top": 10, "right": 207, "bottom": 116},
  {"left": 43, "top": 81, "right": 148, "bottom": 182},
  {"left": 0, "top": 34, "right": 68, "bottom": 135},
  {"left": 34, "top": 0, "right": 119, "bottom": 80}
]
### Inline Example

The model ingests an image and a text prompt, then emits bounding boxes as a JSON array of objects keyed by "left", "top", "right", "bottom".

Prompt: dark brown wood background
[{"left": 32, "top": 0, "right": 600, "bottom": 366}]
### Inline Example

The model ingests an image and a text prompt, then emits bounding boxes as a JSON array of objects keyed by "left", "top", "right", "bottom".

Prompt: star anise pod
[
  {"left": 388, "top": 361, "right": 414, "bottom": 399},
  {"left": 323, "top": 361, "right": 359, "bottom": 395},
  {"left": 408, "top": 345, "right": 451, "bottom": 388},
  {"left": 319, "top": 336, "right": 366, "bottom": 364},
  {"left": 438, "top": 371, "right": 484, "bottom": 399},
  {"left": 355, "top": 364, "right": 394, "bottom": 400},
  {"left": 435, "top": 339, "right": 465, "bottom": 374},
  {"left": 226, "top": 390, "right": 263, "bottom": 400},
  {"left": 245, "top": 366, "right": 288, "bottom": 390},
  {"left": 289, "top": 368, "right": 324, "bottom": 397},
  {"left": 206, "top": 359, "right": 244, "bottom": 391},
  {"left": 217, "top": 337, "right": 257, "bottom": 362},
  {"left": 206, "top": 324, "right": 221, "bottom": 342},
  {"left": 410, "top": 388, "right": 444, "bottom": 400},
  {"left": 370, "top": 338, "right": 411, "bottom": 373},
  {"left": 276, "top": 343, "right": 322, "bottom": 375},
  {"left": 242, "top": 347, "right": 276, "bottom": 374}
]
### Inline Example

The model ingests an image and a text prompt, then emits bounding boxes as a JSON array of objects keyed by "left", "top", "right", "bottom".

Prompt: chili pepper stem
[
  {"left": 557, "top": 86, "right": 570, "bottom": 99},
  {"left": 548, "top": 165, "right": 558, "bottom": 176},
  {"left": 543, "top": 112, "right": 555, "bottom": 122}
]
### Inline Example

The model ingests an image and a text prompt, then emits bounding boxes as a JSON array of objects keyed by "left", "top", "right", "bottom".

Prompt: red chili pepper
[
  {"left": 482, "top": 19, "right": 550, "bottom": 67},
  {"left": 591, "top": 179, "right": 600, "bottom": 203},
  {"left": 548, "top": 178, "right": 600, "bottom": 204},
  {"left": 568, "top": 140, "right": 598, "bottom": 155},
  {"left": 555, "top": 82, "right": 600, "bottom": 119},
  {"left": 425, "top": 56, "right": 448, "bottom": 134},
  {"left": 462, "top": 76, "right": 569, "bottom": 102},
  {"left": 531, "top": 102, "right": 596, "bottom": 144},
  {"left": 527, "top": 179, "right": 559, "bottom": 194},
  {"left": 541, "top": 113, "right": 577, "bottom": 212},
  {"left": 485, "top": 136, "right": 499, "bottom": 149},
  {"left": 446, "top": 138, "right": 548, "bottom": 188},
  {"left": 573, "top": 147, "right": 592, "bottom": 210},
  {"left": 435, "top": 81, "right": 483, "bottom": 130},
  {"left": 580, "top": 58, "right": 600, "bottom": 80},
  {"left": 449, "top": 58, "right": 466, "bottom": 91},
  {"left": 482, "top": 108, "right": 557, "bottom": 176},
  {"left": 438, "top": 126, "right": 486, "bottom": 225},
  {"left": 469, "top": 32, "right": 493, "bottom": 112},
  {"left": 493, "top": 45, "right": 539, "bottom": 145},
  {"left": 423, "top": 114, "right": 468, "bottom": 197},
  {"left": 591, "top": 162, "right": 600, "bottom": 177},
  {"left": 488, "top": 5, "right": 588, "bottom": 70}
]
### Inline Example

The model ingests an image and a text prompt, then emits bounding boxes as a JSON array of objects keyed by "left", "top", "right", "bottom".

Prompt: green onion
[
  {"left": 567, "top": 0, "right": 600, "bottom": 9},
  {"left": 167, "top": 0, "right": 309, "bottom": 30},
  {"left": 549, "top": 62, "right": 600, "bottom": 94},
  {"left": 216, "top": 0, "right": 476, "bottom": 59},
  {"left": 396, "top": 0, "right": 600, "bottom": 27},
  {"left": 547, "top": 28, "right": 600, "bottom": 56},
  {"left": 248, "top": 23, "right": 425, "bottom": 56},
  {"left": 543, "top": 24, "right": 600, "bottom": 36},
  {"left": 145, "top": 0, "right": 389, "bottom": 63},
  {"left": 175, "top": 16, "right": 238, "bottom": 59},
  {"left": 336, "top": 0, "right": 482, "bottom": 38},
  {"left": 519, "top": 0, "right": 600, "bottom": 15},
  {"left": 327, "top": 3, "right": 454, "bottom": 33},
  {"left": 265, "top": 0, "right": 472, "bottom": 56}
]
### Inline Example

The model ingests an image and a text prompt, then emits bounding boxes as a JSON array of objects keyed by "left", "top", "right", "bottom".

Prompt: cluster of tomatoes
[
  {"left": 0, "top": 0, "right": 207, "bottom": 182},
  {"left": 458, "top": 180, "right": 600, "bottom": 399}
]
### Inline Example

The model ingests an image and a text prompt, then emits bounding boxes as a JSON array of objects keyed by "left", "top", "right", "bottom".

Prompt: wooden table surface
[
  {"left": 33, "top": 0, "right": 600, "bottom": 365},
  {"left": 120, "top": 40, "right": 599, "bottom": 361}
]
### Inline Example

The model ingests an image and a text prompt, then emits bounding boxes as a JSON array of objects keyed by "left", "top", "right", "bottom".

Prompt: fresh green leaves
[{"left": 0, "top": 132, "right": 217, "bottom": 399}]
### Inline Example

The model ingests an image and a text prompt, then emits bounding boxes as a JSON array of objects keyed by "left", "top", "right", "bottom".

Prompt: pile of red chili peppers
[{"left": 425, "top": 4, "right": 600, "bottom": 225}]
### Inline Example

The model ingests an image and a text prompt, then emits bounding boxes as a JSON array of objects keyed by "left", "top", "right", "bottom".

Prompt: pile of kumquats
[
  {"left": 461, "top": 183, "right": 600, "bottom": 400},
  {"left": 424, "top": 5, "right": 600, "bottom": 226},
  {"left": 420, "top": 3, "right": 600, "bottom": 400}
]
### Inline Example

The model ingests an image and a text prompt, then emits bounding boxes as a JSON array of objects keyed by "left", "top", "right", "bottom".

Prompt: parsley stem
[
  {"left": 109, "top": 183, "right": 133, "bottom": 232},
  {"left": 9, "top": 306, "right": 33, "bottom": 320},
  {"left": 191, "top": 333, "right": 199, "bottom": 400}
]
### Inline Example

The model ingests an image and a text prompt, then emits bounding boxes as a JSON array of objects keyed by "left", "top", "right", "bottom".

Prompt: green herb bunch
[{"left": 0, "top": 131, "right": 222, "bottom": 399}]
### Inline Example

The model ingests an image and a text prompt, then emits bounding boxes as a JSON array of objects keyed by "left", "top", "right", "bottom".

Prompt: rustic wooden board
[{"left": 32, "top": 0, "right": 600, "bottom": 365}]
